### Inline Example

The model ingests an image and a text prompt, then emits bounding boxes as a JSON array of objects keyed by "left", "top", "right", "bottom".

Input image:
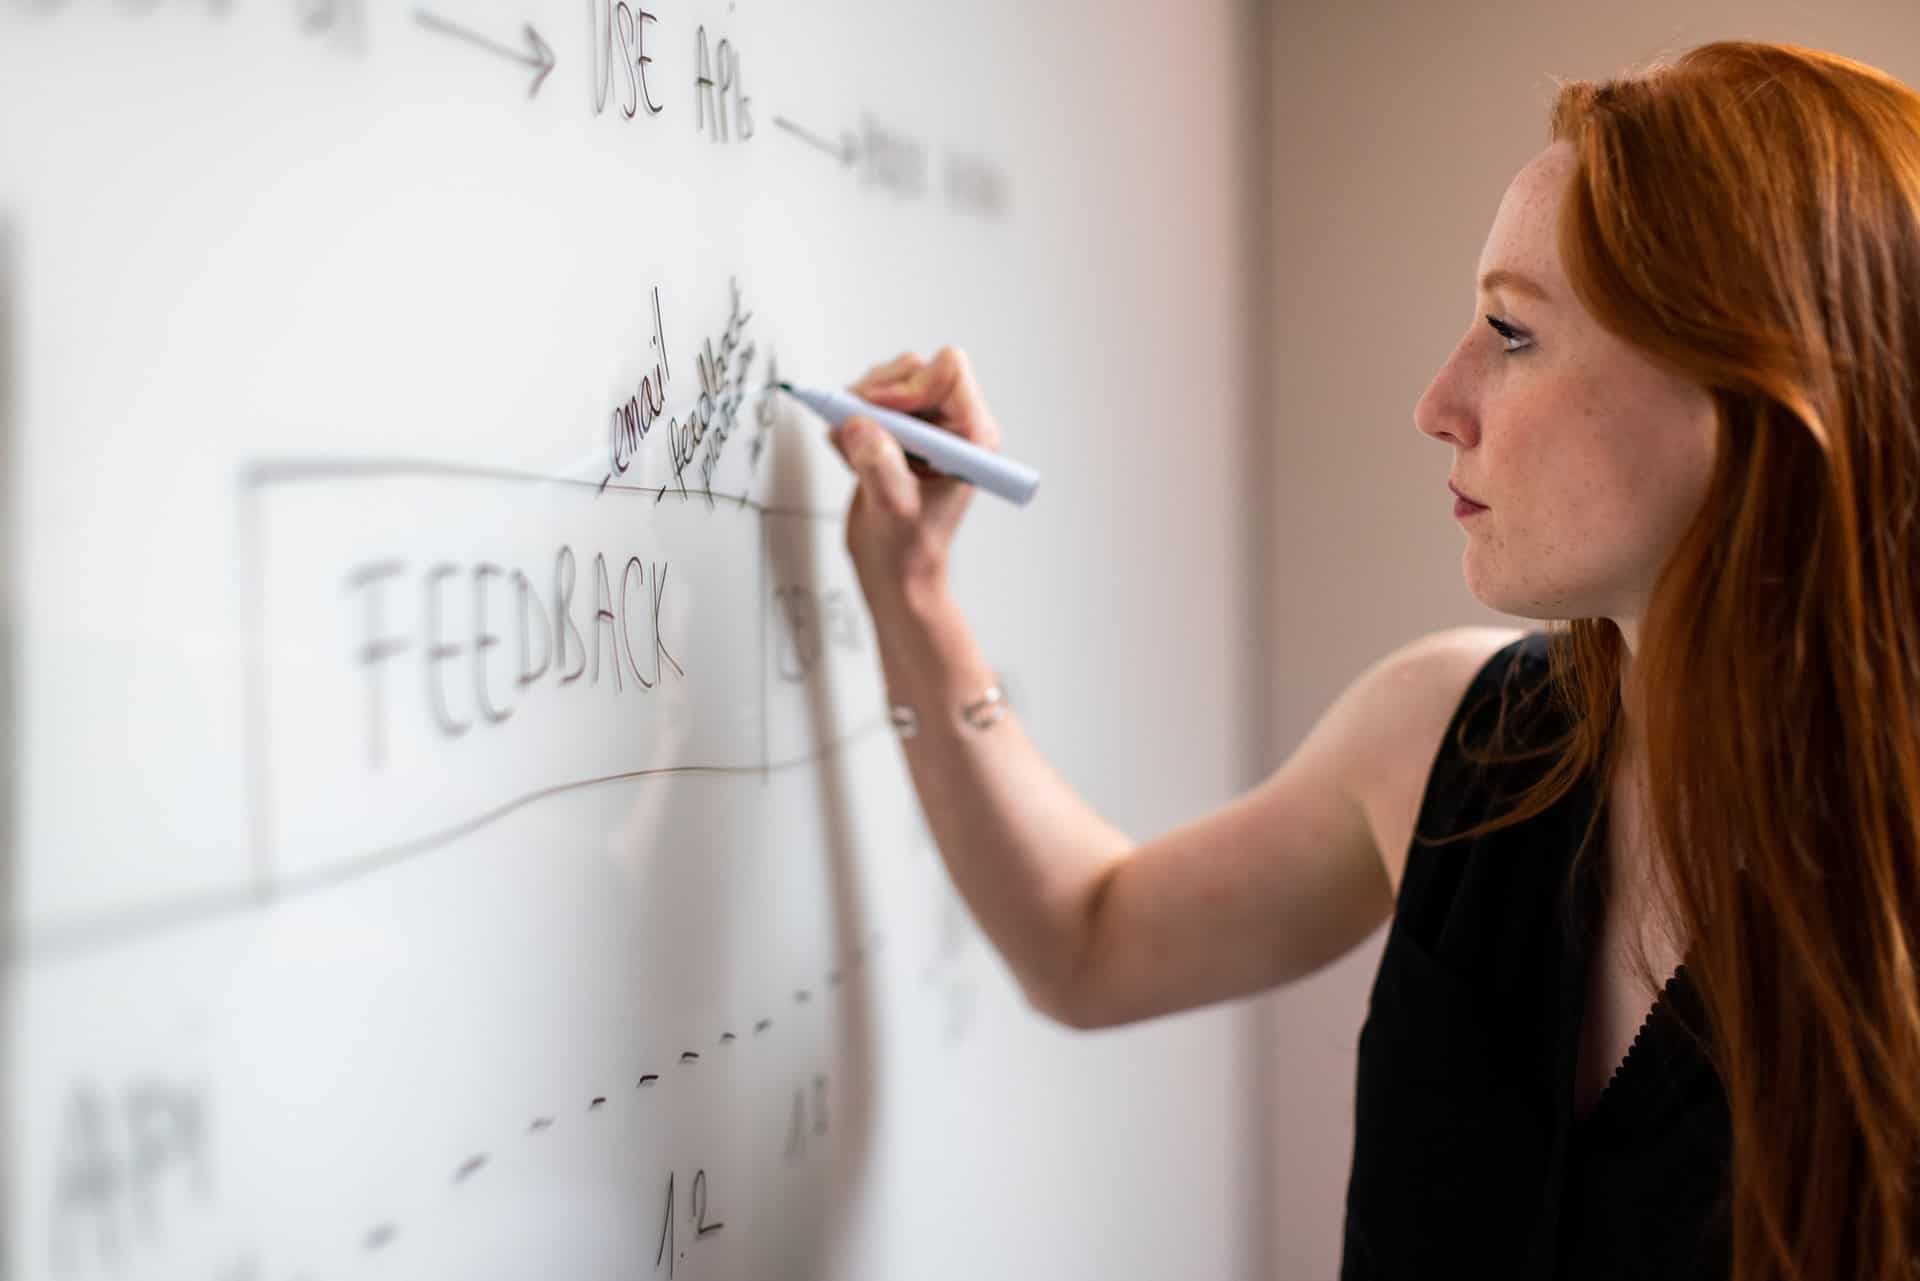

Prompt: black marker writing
[
  {"left": 347, "top": 548, "right": 683, "bottom": 765},
  {"left": 424, "top": 563, "right": 469, "bottom": 737},
  {"left": 663, "top": 279, "right": 755, "bottom": 504},
  {"left": 785, "top": 1073, "right": 830, "bottom": 1159},
  {"left": 52, "top": 1084, "right": 118, "bottom": 1276},
  {"left": 692, "top": 1168, "right": 723, "bottom": 1236},
  {"left": 126, "top": 1084, "right": 209, "bottom": 1235},
  {"left": 52, "top": 1078, "right": 211, "bottom": 1278},
  {"left": 861, "top": 115, "right": 929, "bottom": 199},
  {"left": 556, "top": 545, "right": 586, "bottom": 684},
  {"left": 513, "top": 569, "right": 551, "bottom": 687},
  {"left": 773, "top": 584, "right": 866, "bottom": 682},
  {"left": 694, "top": 25, "right": 751, "bottom": 142},
  {"left": 944, "top": 151, "right": 1008, "bottom": 217},
  {"left": 590, "top": 553, "right": 621, "bottom": 691},
  {"left": 750, "top": 349, "right": 779, "bottom": 470},
  {"left": 591, "top": 0, "right": 661, "bottom": 119},
  {"left": 694, "top": 313, "right": 755, "bottom": 494},
  {"left": 348, "top": 561, "right": 408, "bottom": 767},
  {"left": 414, "top": 9, "right": 554, "bottom": 98},
  {"left": 472, "top": 563, "right": 511, "bottom": 725},
  {"left": 655, "top": 1170, "right": 724, "bottom": 1277},
  {"left": 608, "top": 287, "right": 672, "bottom": 480},
  {"left": 297, "top": 0, "right": 366, "bottom": 52},
  {"left": 771, "top": 114, "right": 857, "bottom": 167},
  {"left": 620, "top": 557, "right": 656, "bottom": 690},
  {"left": 651, "top": 561, "right": 682, "bottom": 681}
]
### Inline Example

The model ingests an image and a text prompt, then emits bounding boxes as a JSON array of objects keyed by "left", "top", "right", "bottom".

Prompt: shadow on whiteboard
[
  {"left": 762, "top": 415, "right": 878, "bottom": 1255},
  {"left": 573, "top": 408, "right": 881, "bottom": 1267}
]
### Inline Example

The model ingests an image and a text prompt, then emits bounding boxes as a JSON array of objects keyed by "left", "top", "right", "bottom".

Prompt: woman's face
[{"left": 1414, "top": 141, "right": 1718, "bottom": 645}]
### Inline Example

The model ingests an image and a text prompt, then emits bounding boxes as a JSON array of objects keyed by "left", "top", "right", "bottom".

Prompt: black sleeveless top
[{"left": 1339, "top": 633, "right": 1733, "bottom": 1279}]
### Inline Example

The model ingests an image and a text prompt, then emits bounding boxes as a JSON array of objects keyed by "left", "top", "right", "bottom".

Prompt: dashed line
[{"left": 341, "top": 947, "right": 877, "bottom": 1274}]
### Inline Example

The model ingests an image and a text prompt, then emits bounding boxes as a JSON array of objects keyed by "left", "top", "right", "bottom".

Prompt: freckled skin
[{"left": 1415, "top": 142, "right": 1718, "bottom": 638}]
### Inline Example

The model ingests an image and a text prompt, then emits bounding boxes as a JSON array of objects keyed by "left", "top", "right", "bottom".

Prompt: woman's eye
[{"left": 1485, "top": 315, "right": 1531, "bottom": 353}]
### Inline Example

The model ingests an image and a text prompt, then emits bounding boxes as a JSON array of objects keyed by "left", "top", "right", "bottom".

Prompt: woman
[{"left": 828, "top": 41, "right": 1920, "bottom": 1281}]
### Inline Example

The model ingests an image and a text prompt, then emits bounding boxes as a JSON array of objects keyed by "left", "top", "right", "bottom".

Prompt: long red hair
[{"left": 1457, "top": 40, "right": 1920, "bottom": 1281}]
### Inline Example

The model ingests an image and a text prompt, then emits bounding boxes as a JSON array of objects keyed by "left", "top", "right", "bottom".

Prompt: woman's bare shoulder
[{"left": 1340, "top": 625, "right": 1529, "bottom": 897}]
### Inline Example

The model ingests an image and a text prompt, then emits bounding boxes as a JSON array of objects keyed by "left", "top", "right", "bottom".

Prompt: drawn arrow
[
  {"left": 414, "top": 8, "right": 555, "bottom": 98},
  {"left": 773, "top": 115, "right": 858, "bottom": 168}
]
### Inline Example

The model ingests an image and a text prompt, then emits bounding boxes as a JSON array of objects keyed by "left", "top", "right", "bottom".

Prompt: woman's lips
[{"left": 1449, "top": 483, "right": 1488, "bottom": 518}]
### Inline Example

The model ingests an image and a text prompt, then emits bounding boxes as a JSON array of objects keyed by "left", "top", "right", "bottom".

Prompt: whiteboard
[{"left": 1, "top": 2, "right": 1261, "bottom": 1278}]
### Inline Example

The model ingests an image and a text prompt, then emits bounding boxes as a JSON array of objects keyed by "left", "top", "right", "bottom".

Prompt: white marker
[{"left": 779, "top": 383, "right": 1041, "bottom": 507}]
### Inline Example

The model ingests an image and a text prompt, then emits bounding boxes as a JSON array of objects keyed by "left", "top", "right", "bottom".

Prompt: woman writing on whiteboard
[{"left": 829, "top": 40, "right": 1920, "bottom": 1281}]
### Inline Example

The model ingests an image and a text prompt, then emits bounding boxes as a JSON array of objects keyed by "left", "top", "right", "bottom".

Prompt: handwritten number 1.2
[{"left": 656, "top": 1170, "right": 723, "bottom": 1275}]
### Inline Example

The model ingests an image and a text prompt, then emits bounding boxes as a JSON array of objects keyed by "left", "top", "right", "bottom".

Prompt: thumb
[{"left": 841, "top": 416, "right": 920, "bottom": 520}]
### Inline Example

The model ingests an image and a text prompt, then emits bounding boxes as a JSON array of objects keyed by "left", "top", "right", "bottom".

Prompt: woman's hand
[{"left": 827, "top": 346, "right": 1003, "bottom": 606}]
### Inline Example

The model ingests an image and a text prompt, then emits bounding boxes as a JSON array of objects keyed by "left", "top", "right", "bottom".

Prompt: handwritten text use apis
[{"left": 607, "top": 280, "right": 763, "bottom": 499}]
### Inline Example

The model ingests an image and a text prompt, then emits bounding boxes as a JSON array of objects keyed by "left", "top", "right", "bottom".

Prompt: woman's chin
[{"left": 1461, "top": 558, "right": 1584, "bottom": 622}]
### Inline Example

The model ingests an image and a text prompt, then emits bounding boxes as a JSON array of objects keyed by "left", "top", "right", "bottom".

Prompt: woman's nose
[{"left": 1413, "top": 347, "right": 1479, "bottom": 449}]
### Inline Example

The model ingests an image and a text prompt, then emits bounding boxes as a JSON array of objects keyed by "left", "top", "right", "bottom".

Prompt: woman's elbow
[{"left": 1020, "top": 969, "right": 1112, "bottom": 1031}]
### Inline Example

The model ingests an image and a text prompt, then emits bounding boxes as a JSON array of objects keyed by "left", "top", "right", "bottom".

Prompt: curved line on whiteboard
[
  {"left": 238, "top": 455, "right": 842, "bottom": 524},
  {"left": 15, "top": 714, "right": 889, "bottom": 966}
]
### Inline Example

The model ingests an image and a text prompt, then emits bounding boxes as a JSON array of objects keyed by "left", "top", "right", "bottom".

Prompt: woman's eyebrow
[{"left": 1478, "top": 267, "right": 1553, "bottom": 303}]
